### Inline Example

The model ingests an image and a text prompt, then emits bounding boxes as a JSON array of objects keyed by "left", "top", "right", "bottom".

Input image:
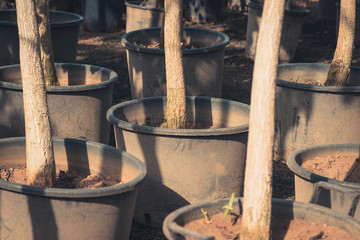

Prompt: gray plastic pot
[
  {"left": 121, "top": 27, "right": 230, "bottom": 99},
  {"left": 274, "top": 63, "right": 360, "bottom": 160},
  {"left": 0, "top": 137, "right": 146, "bottom": 240},
  {"left": 0, "top": 9, "right": 83, "bottom": 66},
  {"left": 163, "top": 197, "right": 360, "bottom": 240},
  {"left": 246, "top": 0, "right": 309, "bottom": 62},
  {"left": 0, "top": 63, "right": 118, "bottom": 144},
  {"left": 82, "top": 0, "right": 124, "bottom": 32},
  {"left": 287, "top": 144, "right": 360, "bottom": 220},
  {"left": 125, "top": 0, "right": 164, "bottom": 33},
  {"left": 107, "top": 96, "right": 249, "bottom": 227}
]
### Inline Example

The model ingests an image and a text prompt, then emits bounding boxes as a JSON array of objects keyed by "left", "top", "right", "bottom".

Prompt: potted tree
[
  {"left": 0, "top": 2, "right": 118, "bottom": 144},
  {"left": 163, "top": 0, "right": 360, "bottom": 239},
  {"left": 287, "top": 143, "right": 360, "bottom": 220},
  {"left": 125, "top": 0, "right": 164, "bottom": 33},
  {"left": 0, "top": 7, "right": 83, "bottom": 65},
  {"left": 245, "top": 0, "right": 309, "bottom": 63},
  {"left": 107, "top": 0, "right": 249, "bottom": 227},
  {"left": 81, "top": 0, "right": 124, "bottom": 32},
  {"left": 274, "top": 0, "right": 360, "bottom": 160},
  {"left": 0, "top": 1, "right": 146, "bottom": 239}
]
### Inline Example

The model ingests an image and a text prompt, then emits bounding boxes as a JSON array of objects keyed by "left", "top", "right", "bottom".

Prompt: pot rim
[
  {"left": 0, "top": 9, "right": 84, "bottom": 28},
  {"left": 287, "top": 143, "right": 360, "bottom": 190},
  {"left": 106, "top": 96, "right": 249, "bottom": 137},
  {"left": 125, "top": 0, "right": 164, "bottom": 12},
  {"left": 163, "top": 197, "right": 360, "bottom": 239},
  {"left": 121, "top": 27, "right": 230, "bottom": 55},
  {"left": 246, "top": 0, "right": 310, "bottom": 16},
  {"left": 0, "top": 137, "right": 147, "bottom": 198},
  {"left": 277, "top": 63, "right": 360, "bottom": 93},
  {"left": 0, "top": 63, "right": 119, "bottom": 92}
]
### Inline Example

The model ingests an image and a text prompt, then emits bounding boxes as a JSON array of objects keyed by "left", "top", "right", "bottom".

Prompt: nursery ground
[{"left": 75, "top": 7, "right": 360, "bottom": 240}]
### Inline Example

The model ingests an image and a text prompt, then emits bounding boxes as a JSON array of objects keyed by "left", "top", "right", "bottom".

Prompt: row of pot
[
  {"left": 161, "top": 63, "right": 360, "bottom": 238},
  {"left": 1, "top": 6, "right": 360, "bottom": 240},
  {"left": 1, "top": 62, "right": 359, "bottom": 239}
]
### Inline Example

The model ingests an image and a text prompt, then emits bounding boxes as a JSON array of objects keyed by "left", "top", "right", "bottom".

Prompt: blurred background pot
[
  {"left": 0, "top": 9, "right": 83, "bottom": 66},
  {"left": 246, "top": 0, "right": 309, "bottom": 62},
  {"left": 81, "top": 0, "right": 124, "bottom": 32},
  {"left": 125, "top": 0, "right": 163, "bottom": 33}
]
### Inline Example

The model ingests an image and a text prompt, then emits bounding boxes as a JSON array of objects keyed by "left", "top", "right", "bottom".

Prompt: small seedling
[
  {"left": 201, "top": 208, "right": 211, "bottom": 223},
  {"left": 222, "top": 192, "right": 235, "bottom": 217}
]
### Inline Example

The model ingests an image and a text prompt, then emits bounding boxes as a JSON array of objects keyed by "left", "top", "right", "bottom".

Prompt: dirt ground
[{"left": 73, "top": 4, "right": 360, "bottom": 240}]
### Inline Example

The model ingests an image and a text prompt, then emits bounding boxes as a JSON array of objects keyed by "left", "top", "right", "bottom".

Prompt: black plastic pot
[
  {"left": 163, "top": 197, "right": 360, "bottom": 239},
  {"left": 0, "top": 9, "right": 83, "bottom": 66},
  {"left": 125, "top": 0, "right": 164, "bottom": 33},
  {"left": 82, "top": 0, "right": 124, "bottom": 32},
  {"left": 0, "top": 137, "right": 146, "bottom": 240},
  {"left": 121, "top": 27, "right": 230, "bottom": 99},
  {"left": 107, "top": 96, "right": 249, "bottom": 227},
  {"left": 246, "top": 0, "right": 309, "bottom": 62},
  {"left": 0, "top": 63, "right": 118, "bottom": 144},
  {"left": 287, "top": 143, "right": 360, "bottom": 221},
  {"left": 274, "top": 63, "right": 360, "bottom": 159}
]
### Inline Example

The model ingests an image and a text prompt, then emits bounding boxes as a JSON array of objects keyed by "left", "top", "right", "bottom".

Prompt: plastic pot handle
[{"left": 312, "top": 181, "right": 360, "bottom": 220}]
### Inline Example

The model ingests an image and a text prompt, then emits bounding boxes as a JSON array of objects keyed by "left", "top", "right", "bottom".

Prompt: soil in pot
[
  {"left": 184, "top": 212, "right": 356, "bottom": 240},
  {"left": 301, "top": 155, "right": 360, "bottom": 184},
  {"left": 133, "top": 117, "right": 225, "bottom": 129},
  {"left": 0, "top": 167, "right": 122, "bottom": 189},
  {"left": 140, "top": 41, "right": 207, "bottom": 50}
]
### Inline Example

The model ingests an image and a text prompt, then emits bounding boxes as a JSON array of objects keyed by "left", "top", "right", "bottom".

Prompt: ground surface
[{"left": 74, "top": 4, "right": 360, "bottom": 240}]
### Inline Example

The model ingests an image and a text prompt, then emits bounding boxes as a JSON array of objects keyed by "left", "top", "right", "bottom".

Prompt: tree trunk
[
  {"left": 164, "top": 0, "right": 187, "bottom": 129},
  {"left": 324, "top": 0, "right": 355, "bottom": 86},
  {"left": 35, "top": 0, "right": 59, "bottom": 86},
  {"left": 16, "top": 0, "right": 56, "bottom": 187},
  {"left": 240, "top": 0, "right": 285, "bottom": 239}
]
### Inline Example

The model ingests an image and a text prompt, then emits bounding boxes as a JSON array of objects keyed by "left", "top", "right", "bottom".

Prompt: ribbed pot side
[
  {"left": 0, "top": 137, "right": 146, "bottom": 240},
  {"left": 274, "top": 63, "right": 360, "bottom": 160},
  {"left": 107, "top": 96, "right": 249, "bottom": 227},
  {"left": 121, "top": 27, "right": 229, "bottom": 99},
  {"left": 0, "top": 63, "right": 118, "bottom": 144}
]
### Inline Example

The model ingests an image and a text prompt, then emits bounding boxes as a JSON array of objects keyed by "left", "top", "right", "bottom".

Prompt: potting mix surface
[
  {"left": 0, "top": 167, "right": 121, "bottom": 189},
  {"left": 301, "top": 155, "right": 360, "bottom": 183},
  {"left": 184, "top": 212, "right": 356, "bottom": 240}
]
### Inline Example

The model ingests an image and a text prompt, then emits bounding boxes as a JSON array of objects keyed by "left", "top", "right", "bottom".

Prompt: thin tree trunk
[
  {"left": 325, "top": 0, "right": 355, "bottom": 86},
  {"left": 164, "top": 0, "right": 187, "bottom": 129},
  {"left": 240, "top": 0, "right": 285, "bottom": 239},
  {"left": 16, "top": 0, "right": 56, "bottom": 187},
  {"left": 35, "top": 0, "right": 59, "bottom": 86}
]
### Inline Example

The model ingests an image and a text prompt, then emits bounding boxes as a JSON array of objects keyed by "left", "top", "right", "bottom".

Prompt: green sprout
[
  {"left": 201, "top": 208, "right": 211, "bottom": 223},
  {"left": 104, "top": 45, "right": 114, "bottom": 52},
  {"left": 222, "top": 193, "right": 235, "bottom": 217}
]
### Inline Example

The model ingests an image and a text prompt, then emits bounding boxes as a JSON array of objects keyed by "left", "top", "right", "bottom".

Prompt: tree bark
[
  {"left": 164, "top": 0, "right": 187, "bottom": 129},
  {"left": 16, "top": 0, "right": 56, "bottom": 187},
  {"left": 35, "top": 0, "right": 59, "bottom": 86},
  {"left": 240, "top": 0, "right": 285, "bottom": 239},
  {"left": 325, "top": 0, "right": 355, "bottom": 86}
]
